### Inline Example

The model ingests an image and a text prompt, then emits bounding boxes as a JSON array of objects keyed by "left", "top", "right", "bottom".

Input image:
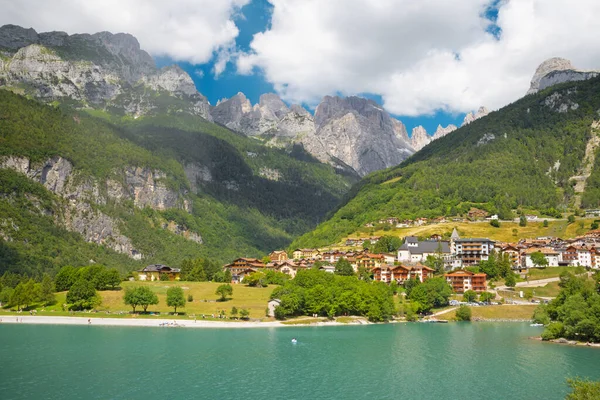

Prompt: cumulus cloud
[
  {"left": 0, "top": 0, "right": 249, "bottom": 65},
  {"left": 237, "top": 0, "right": 600, "bottom": 116}
]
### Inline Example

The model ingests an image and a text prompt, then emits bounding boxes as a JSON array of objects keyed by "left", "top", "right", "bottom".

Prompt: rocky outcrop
[
  {"left": 0, "top": 24, "right": 212, "bottom": 120},
  {"left": 462, "top": 107, "right": 490, "bottom": 126},
  {"left": 0, "top": 155, "right": 202, "bottom": 257},
  {"left": 307, "top": 96, "right": 414, "bottom": 176},
  {"left": 211, "top": 92, "right": 312, "bottom": 137},
  {"left": 410, "top": 126, "right": 430, "bottom": 151},
  {"left": 527, "top": 57, "right": 600, "bottom": 95},
  {"left": 432, "top": 124, "right": 457, "bottom": 140}
]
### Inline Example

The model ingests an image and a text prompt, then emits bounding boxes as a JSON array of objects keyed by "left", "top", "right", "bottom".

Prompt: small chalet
[
  {"left": 371, "top": 263, "right": 434, "bottom": 284},
  {"left": 445, "top": 270, "right": 487, "bottom": 293},
  {"left": 269, "top": 250, "right": 288, "bottom": 262},
  {"left": 223, "top": 258, "right": 265, "bottom": 283},
  {"left": 138, "top": 264, "right": 181, "bottom": 281},
  {"left": 397, "top": 236, "right": 450, "bottom": 263}
]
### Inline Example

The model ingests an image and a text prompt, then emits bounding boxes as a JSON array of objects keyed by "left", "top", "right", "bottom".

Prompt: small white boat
[
  {"left": 291, "top": 338, "right": 298, "bottom": 344},
  {"left": 530, "top": 323, "right": 544, "bottom": 327}
]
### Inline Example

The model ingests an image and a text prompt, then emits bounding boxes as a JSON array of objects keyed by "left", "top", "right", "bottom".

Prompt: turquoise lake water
[{"left": 1, "top": 322, "right": 599, "bottom": 400}]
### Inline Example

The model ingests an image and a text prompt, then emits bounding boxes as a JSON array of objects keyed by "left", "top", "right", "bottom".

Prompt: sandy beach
[{"left": 0, "top": 315, "right": 368, "bottom": 328}]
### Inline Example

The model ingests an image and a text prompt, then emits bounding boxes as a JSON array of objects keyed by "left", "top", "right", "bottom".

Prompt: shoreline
[
  {"left": 0, "top": 315, "right": 537, "bottom": 329},
  {"left": 0, "top": 315, "right": 374, "bottom": 329},
  {"left": 530, "top": 336, "right": 600, "bottom": 348}
]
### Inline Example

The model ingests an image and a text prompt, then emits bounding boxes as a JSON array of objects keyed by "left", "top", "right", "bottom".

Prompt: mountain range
[{"left": 2, "top": 23, "right": 600, "bottom": 275}]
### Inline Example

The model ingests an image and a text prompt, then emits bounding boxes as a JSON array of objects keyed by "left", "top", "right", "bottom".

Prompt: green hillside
[
  {"left": 0, "top": 90, "right": 354, "bottom": 278},
  {"left": 292, "top": 76, "right": 600, "bottom": 248}
]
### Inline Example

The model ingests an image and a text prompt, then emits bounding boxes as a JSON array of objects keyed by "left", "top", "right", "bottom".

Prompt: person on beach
[{"left": 88, "top": 319, "right": 91, "bottom": 325}]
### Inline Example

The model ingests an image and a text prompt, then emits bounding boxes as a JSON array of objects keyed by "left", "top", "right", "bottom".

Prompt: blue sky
[{"left": 155, "top": 0, "right": 469, "bottom": 135}]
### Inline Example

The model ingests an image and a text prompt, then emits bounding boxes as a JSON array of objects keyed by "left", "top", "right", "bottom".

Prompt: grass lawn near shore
[
  {"left": 438, "top": 304, "right": 537, "bottom": 321},
  {"left": 1, "top": 281, "right": 275, "bottom": 321}
]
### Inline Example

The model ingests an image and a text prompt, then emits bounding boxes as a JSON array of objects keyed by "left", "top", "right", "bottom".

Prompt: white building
[{"left": 397, "top": 236, "right": 451, "bottom": 263}]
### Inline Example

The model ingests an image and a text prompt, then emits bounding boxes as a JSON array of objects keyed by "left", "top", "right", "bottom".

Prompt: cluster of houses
[{"left": 498, "top": 230, "right": 600, "bottom": 270}]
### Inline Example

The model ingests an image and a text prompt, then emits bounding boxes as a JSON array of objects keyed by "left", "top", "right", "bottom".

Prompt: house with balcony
[
  {"left": 444, "top": 270, "right": 487, "bottom": 293},
  {"left": 372, "top": 263, "right": 434, "bottom": 283},
  {"left": 521, "top": 247, "right": 560, "bottom": 268},
  {"left": 138, "top": 264, "right": 181, "bottom": 281},
  {"left": 454, "top": 238, "right": 495, "bottom": 266}
]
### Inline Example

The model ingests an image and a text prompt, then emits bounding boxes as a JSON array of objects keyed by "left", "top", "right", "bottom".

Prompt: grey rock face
[
  {"left": 211, "top": 92, "right": 307, "bottom": 137},
  {"left": 462, "top": 106, "right": 490, "bottom": 126},
  {"left": 212, "top": 92, "right": 414, "bottom": 176},
  {"left": 0, "top": 24, "right": 211, "bottom": 120},
  {"left": 527, "top": 57, "right": 600, "bottom": 95},
  {"left": 308, "top": 96, "right": 414, "bottom": 176}
]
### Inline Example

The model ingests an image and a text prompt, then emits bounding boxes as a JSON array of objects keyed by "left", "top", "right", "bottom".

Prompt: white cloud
[
  {"left": 237, "top": 0, "right": 600, "bottom": 116},
  {"left": 0, "top": 0, "right": 250, "bottom": 65}
]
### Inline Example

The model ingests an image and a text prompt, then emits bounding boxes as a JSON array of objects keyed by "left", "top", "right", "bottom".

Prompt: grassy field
[
  {"left": 1, "top": 281, "right": 275, "bottom": 320},
  {"left": 526, "top": 266, "right": 585, "bottom": 280},
  {"left": 439, "top": 304, "right": 537, "bottom": 321},
  {"left": 341, "top": 218, "right": 597, "bottom": 245}
]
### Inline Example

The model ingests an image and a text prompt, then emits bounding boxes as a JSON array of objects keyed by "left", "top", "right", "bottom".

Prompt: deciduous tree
[
  {"left": 216, "top": 284, "right": 233, "bottom": 301},
  {"left": 166, "top": 286, "right": 185, "bottom": 313}
]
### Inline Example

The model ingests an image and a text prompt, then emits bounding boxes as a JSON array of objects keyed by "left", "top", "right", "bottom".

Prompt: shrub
[
  {"left": 541, "top": 322, "right": 564, "bottom": 340},
  {"left": 187, "top": 294, "right": 193, "bottom": 302},
  {"left": 490, "top": 219, "right": 500, "bottom": 228},
  {"left": 455, "top": 305, "right": 472, "bottom": 321}
]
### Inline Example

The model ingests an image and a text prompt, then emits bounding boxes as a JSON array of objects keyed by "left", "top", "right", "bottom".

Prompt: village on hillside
[{"left": 217, "top": 227, "right": 600, "bottom": 294}]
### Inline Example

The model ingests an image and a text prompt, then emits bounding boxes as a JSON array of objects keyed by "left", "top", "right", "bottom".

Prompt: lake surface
[{"left": 1, "top": 322, "right": 599, "bottom": 400}]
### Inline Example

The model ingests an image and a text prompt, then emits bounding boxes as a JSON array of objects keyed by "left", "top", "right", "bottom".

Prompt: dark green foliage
[
  {"left": 539, "top": 272, "right": 600, "bottom": 342},
  {"left": 479, "top": 291, "right": 495, "bottom": 303},
  {"left": 519, "top": 215, "right": 527, "bottom": 227},
  {"left": 490, "top": 219, "right": 501, "bottom": 228},
  {"left": 463, "top": 290, "right": 477, "bottom": 302},
  {"left": 216, "top": 284, "right": 233, "bottom": 301},
  {"left": 123, "top": 286, "right": 159, "bottom": 312},
  {"left": 404, "top": 278, "right": 420, "bottom": 297},
  {"left": 66, "top": 279, "right": 100, "bottom": 310},
  {"left": 55, "top": 266, "right": 77, "bottom": 292},
  {"left": 271, "top": 269, "right": 395, "bottom": 322},
  {"left": 166, "top": 286, "right": 185, "bottom": 312},
  {"left": 334, "top": 258, "right": 355, "bottom": 276},
  {"left": 565, "top": 378, "right": 600, "bottom": 400},
  {"left": 239, "top": 308, "right": 250, "bottom": 320},
  {"left": 372, "top": 236, "right": 403, "bottom": 253},
  {"left": 568, "top": 215, "right": 576, "bottom": 224},
  {"left": 292, "top": 77, "right": 600, "bottom": 248},
  {"left": 530, "top": 252, "right": 549, "bottom": 268},
  {"left": 591, "top": 222, "right": 599, "bottom": 230},
  {"left": 543, "top": 219, "right": 549, "bottom": 227},
  {"left": 505, "top": 273, "right": 517, "bottom": 287},
  {"left": 408, "top": 277, "right": 453, "bottom": 313},
  {"left": 39, "top": 274, "right": 56, "bottom": 305},
  {"left": 455, "top": 305, "right": 472, "bottom": 321},
  {"left": 244, "top": 272, "right": 268, "bottom": 287},
  {"left": 0, "top": 89, "right": 354, "bottom": 278}
]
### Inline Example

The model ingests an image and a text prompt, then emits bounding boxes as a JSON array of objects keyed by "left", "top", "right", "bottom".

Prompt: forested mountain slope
[
  {"left": 0, "top": 90, "right": 354, "bottom": 278},
  {"left": 292, "top": 76, "right": 600, "bottom": 248}
]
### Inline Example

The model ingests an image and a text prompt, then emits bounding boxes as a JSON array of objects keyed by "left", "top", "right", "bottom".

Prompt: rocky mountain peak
[
  {"left": 462, "top": 106, "right": 490, "bottom": 126},
  {"left": 432, "top": 124, "right": 457, "bottom": 140},
  {"left": 410, "top": 126, "right": 430, "bottom": 151},
  {"left": 527, "top": 57, "right": 574, "bottom": 94},
  {"left": 259, "top": 93, "right": 289, "bottom": 118},
  {"left": 0, "top": 24, "right": 39, "bottom": 49},
  {"left": 527, "top": 57, "right": 599, "bottom": 95},
  {"left": 0, "top": 24, "right": 212, "bottom": 120}
]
